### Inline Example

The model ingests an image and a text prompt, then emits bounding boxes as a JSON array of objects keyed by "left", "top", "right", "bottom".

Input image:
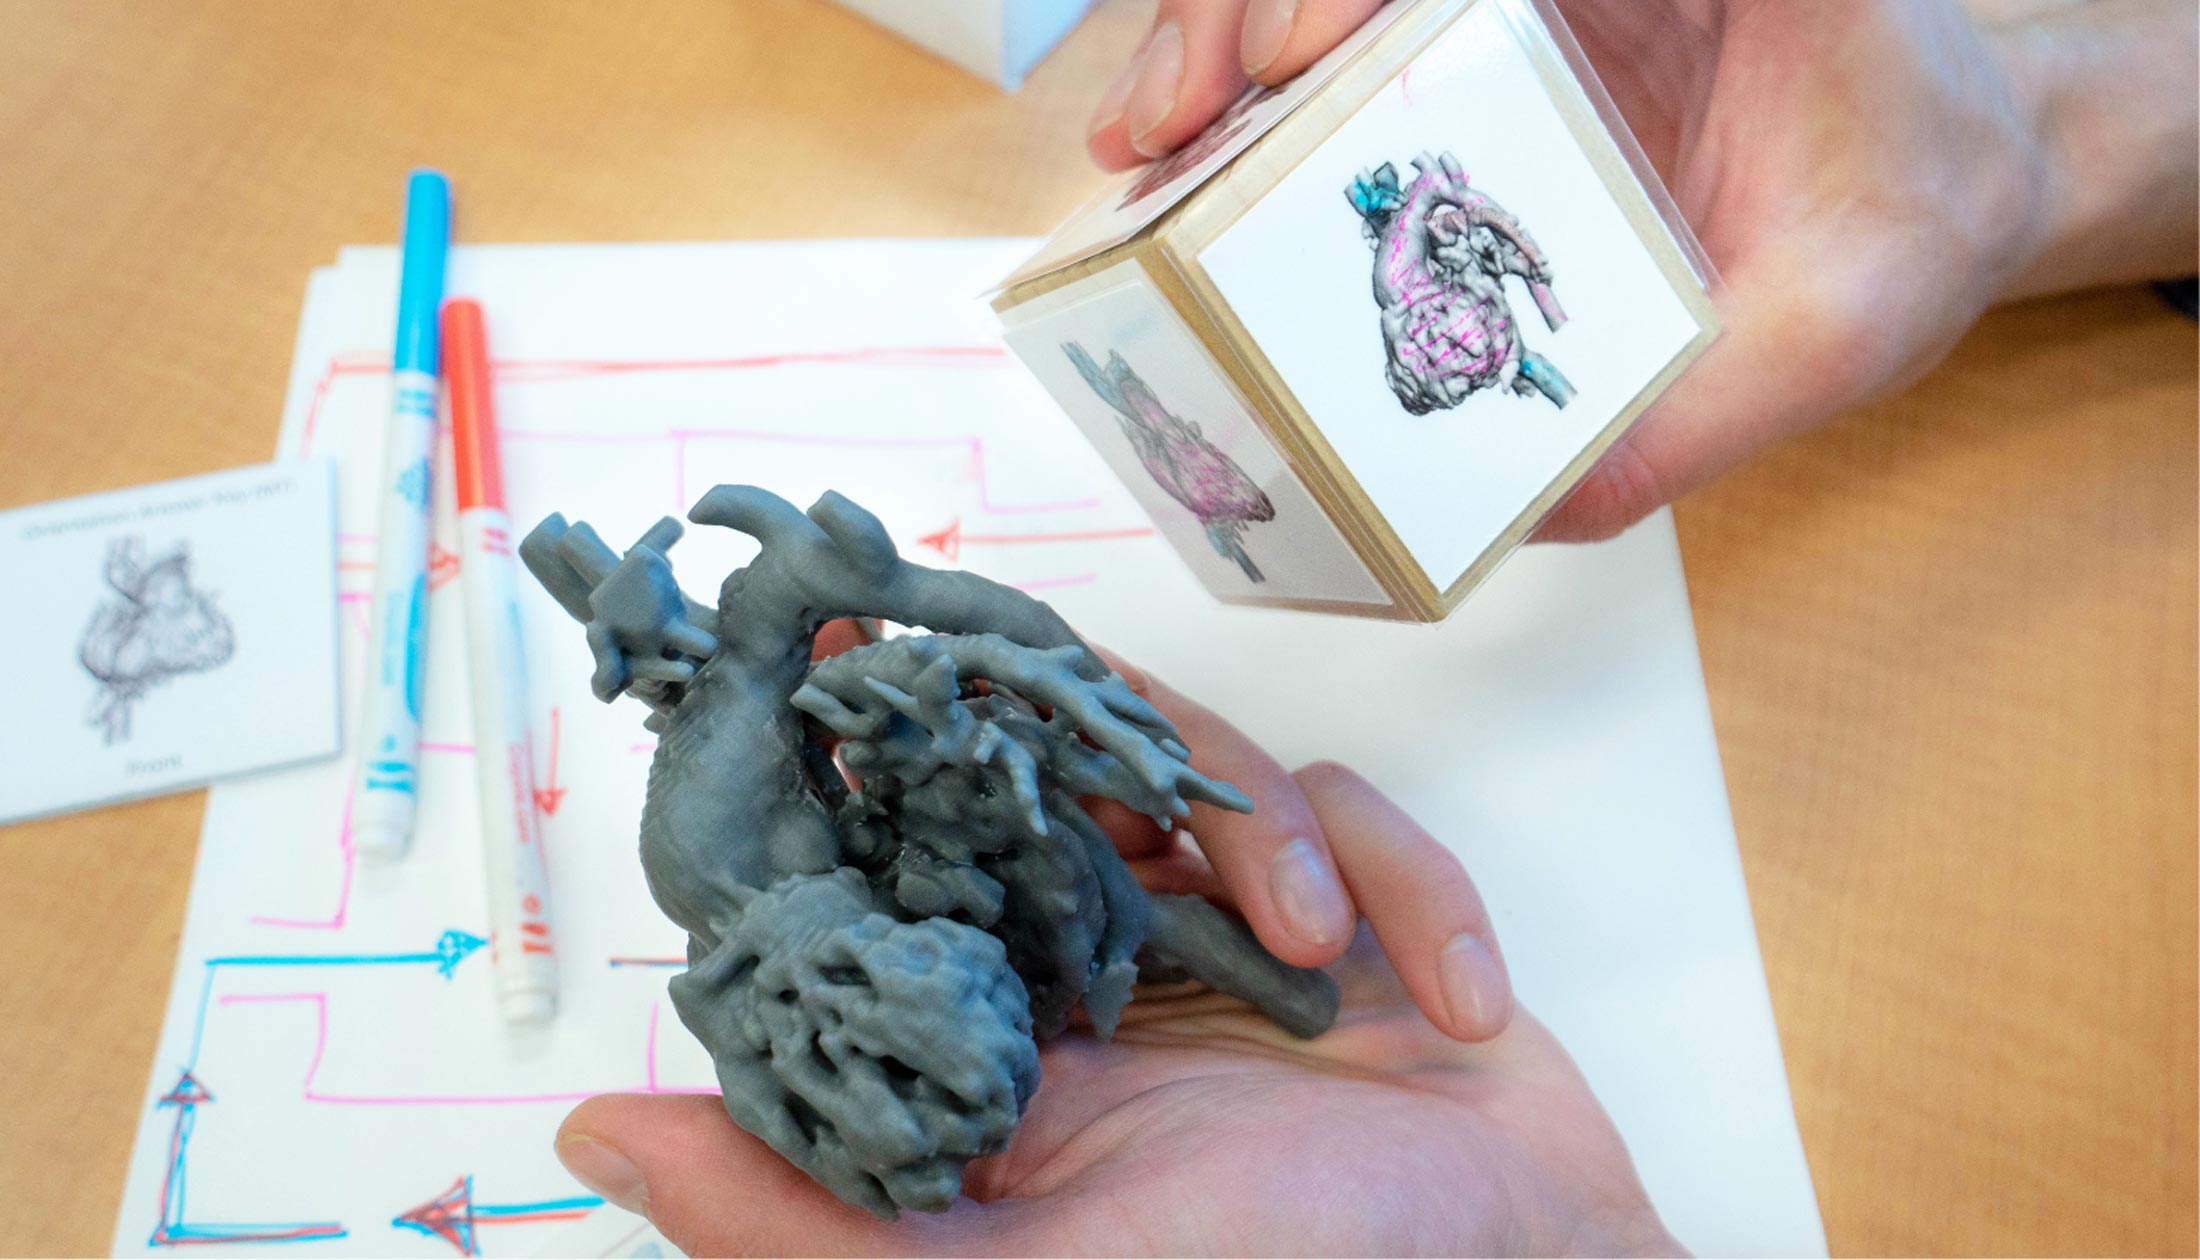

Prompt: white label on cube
[
  {"left": 1199, "top": 0, "right": 1707, "bottom": 589},
  {"left": 1001, "top": 262, "right": 1390, "bottom": 606}
]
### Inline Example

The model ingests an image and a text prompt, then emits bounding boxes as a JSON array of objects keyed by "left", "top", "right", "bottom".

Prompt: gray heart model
[{"left": 521, "top": 484, "right": 1339, "bottom": 1218}]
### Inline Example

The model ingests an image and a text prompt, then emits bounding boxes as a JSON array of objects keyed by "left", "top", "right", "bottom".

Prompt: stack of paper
[{"left": 109, "top": 240, "right": 1823, "bottom": 1257}]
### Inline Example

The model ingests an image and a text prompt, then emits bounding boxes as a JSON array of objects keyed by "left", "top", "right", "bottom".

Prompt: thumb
[
  {"left": 556, "top": 1093, "right": 1027, "bottom": 1257},
  {"left": 1533, "top": 253, "right": 1839, "bottom": 542}
]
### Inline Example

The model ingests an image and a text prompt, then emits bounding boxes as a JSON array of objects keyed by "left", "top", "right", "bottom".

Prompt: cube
[
  {"left": 830, "top": 0, "right": 1096, "bottom": 90},
  {"left": 994, "top": 0, "right": 1719, "bottom": 621}
]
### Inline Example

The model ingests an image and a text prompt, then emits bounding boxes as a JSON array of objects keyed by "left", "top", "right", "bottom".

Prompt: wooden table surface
[{"left": 1, "top": 2, "right": 2191, "bottom": 1255}]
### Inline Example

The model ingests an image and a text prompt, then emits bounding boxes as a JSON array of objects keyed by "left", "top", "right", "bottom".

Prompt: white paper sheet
[
  {"left": 0, "top": 460, "right": 340, "bottom": 823},
  {"left": 111, "top": 240, "right": 1822, "bottom": 1257}
]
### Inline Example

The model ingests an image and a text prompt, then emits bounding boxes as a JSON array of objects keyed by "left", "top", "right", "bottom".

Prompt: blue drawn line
[
  {"left": 185, "top": 930, "right": 486, "bottom": 1070},
  {"left": 395, "top": 1174, "right": 605, "bottom": 1256},
  {"left": 473, "top": 1196, "right": 604, "bottom": 1218},
  {"left": 151, "top": 930, "right": 488, "bottom": 1249},
  {"left": 149, "top": 1071, "right": 348, "bottom": 1247}
]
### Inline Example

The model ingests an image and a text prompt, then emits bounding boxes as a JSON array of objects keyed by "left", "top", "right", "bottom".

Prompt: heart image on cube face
[
  {"left": 1064, "top": 343, "right": 1277, "bottom": 583},
  {"left": 1349, "top": 150, "right": 1576, "bottom": 415}
]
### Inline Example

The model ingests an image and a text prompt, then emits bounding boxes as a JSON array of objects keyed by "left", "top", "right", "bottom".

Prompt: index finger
[
  {"left": 1296, "top": 760, "right": 1513, "bottom": 1042},
  {"left": 1088, "top": 0, "right": 1254, "bottom": 168},
  {"left": 1240, "top": 0, "right": 1389, "bottom": 82},
  {"left": 1091, "top": 646, "right": 1359, "bottom": 970}
]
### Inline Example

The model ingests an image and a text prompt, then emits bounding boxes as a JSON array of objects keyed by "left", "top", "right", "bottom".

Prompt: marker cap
[
  {"left": 443, "top": 299, "right": 503, "bottom": 513},
  {"left": 500, "top": 988, "right": 556, "bottom": 1028},
  {"left": 394, "top": 170, "right": 451, "bottom": 376},
  {"left": 353, "top": 817, "right": 414, "bottom": 863}
]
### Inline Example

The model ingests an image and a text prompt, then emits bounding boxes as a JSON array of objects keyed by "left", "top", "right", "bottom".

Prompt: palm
[
  {"left": 587, "top": 931, "right": 1670, "bottom": 1258},
  {"left": 1584, "top": 0, "right": 2016, "bottom": 254},
  {"left": 951, "top": 936, "right": 1656, "bottom": 1257},
  {"left": 554, "top": 699, "right": 1677, "bottom": 1255}
]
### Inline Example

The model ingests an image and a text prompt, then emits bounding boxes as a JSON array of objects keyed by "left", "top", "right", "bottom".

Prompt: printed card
[{"left": 0, "top": 461, "right": 341, "bottom": 822}]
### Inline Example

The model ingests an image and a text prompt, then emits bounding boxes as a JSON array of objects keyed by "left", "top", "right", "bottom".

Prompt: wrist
[
  {"left": 1550, "top": 1191, "right": 1690, "bottom": 1259},
  {"left": 1981, "top": 24, "right": 2069, "bottom": 300},
  {"left": 1989, "top": 3, "right": 2200, "bottom": 300},
  {"left": 1560, "top": 1214, "right": 1690, "bottom": 1259}
]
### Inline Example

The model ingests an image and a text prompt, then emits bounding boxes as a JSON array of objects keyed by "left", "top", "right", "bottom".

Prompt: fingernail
[
  {"left": 557, "top": 1134, "right": 649, "bottom": 1216},
  {"left": 1087, "top": 45, "right": 1142, "bottom": 138},
  {"left": 1438, "top": 932, "right": 1514, "bottom": 1039},
  {"left": 1268, "top": 838, "right": 1352, "bottom": 945},
  {"left": 1240, "top": 0, "right": 1299, "bottom": 77},
  {"left": 1126, "top": 21, "right": 1185, "bottom": 155}
]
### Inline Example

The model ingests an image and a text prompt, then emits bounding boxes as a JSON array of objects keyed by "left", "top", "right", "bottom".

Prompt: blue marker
[{"left": 355, "top": 169, "right": 450, "bottom": 861}]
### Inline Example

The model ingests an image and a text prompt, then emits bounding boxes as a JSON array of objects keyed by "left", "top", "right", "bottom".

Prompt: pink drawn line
[
  {"left": 249, "top": 781, "right": 356, "bottom": 931},
  {"left": 297, "top": 350, "right": 1102, "bottom": 516},
  {"left": 672, "top": 425, "right": 1002, "bottom": 450},
  {"left": 278, "top": 345, "right": 1112, "bottom": 932},
  {"left": 1012, "top": 573, "right": 1098, "bottom": 592},
  {"left": 216, "top": 992, "right": 714, "bottom": 1105},
  {"left": 247, "top": 744, "right": 466, "bottom": 930},
  {"left": 248, "top": 743, "right": 473, "bottom": 930},
  {"left": 670, "top": 427, "right": 1099, "bottom": 516},
  {"left": 965, "top": 446, "right": 1097, "bottom": 516},
  {"left": 491, "top": 429, "right": 674, "bottom": 447},
  {"left": 495, "top": 346, "right": 1010, "bottom": 382},
  {"left": 308, "top": 346, "right": 998, "bottom": 455}
]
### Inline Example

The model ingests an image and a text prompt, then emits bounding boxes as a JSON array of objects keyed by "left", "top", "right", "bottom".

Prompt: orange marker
[{"left": 445, "top": 298, "right": 558, "bottom": 1027}]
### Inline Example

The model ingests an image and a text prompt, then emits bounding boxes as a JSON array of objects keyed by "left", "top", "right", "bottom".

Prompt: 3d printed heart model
[
  {"left": 1349, "top": 150, "right": 1576, "bottom": 413},
  {"left": 521, "top": 485, "right": 1339, "bottom": 1218}
]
